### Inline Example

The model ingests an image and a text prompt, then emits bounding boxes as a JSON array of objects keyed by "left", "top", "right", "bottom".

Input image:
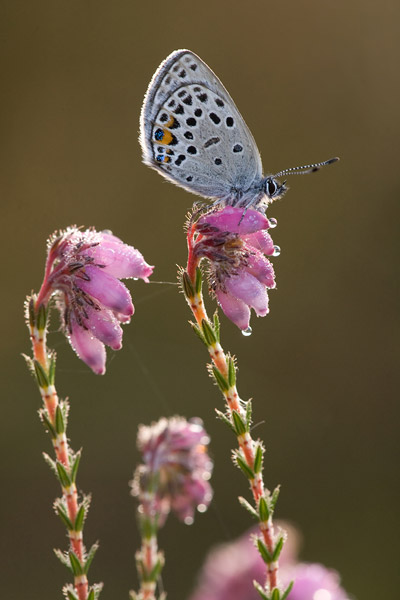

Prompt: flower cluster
[
  {"left": 189, "top": 525, "right": 350, "bottom": 600},
  {"left": 191, "top": 207, "right": 278, "bottom": 331},
  {"left": 36, "top": 226, "right": 153, "bottom": 374},
  {"left": 132, "top": 416, "right": 213, "bottom": 525}
]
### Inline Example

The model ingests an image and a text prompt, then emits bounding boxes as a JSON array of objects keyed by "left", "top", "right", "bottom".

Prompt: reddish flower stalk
[
  {"left": 182, "top": 209, "right": 285, "bottom": 596},
  {"left": 26, "top": 298, "right": 90, "bottom": 600},
  {"left": 24, "top": 226, "right": 152, "bottom": 600}
]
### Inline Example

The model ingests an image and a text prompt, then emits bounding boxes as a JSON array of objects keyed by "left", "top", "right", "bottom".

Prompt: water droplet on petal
[
  {"left": 242, "top": 326, "right": 252, "bottom": 337},
  {"left": 272, "top": 245, "right": 281, "bottom": 257},
  {"left": 268, "top": 217, "right": 277, "bottom": 228},
  {"left": 197, "top": 503, "right": 207, "bottom": 513},
  {"left": 184, "top": 515, "right": 194, "bottom": 525}
]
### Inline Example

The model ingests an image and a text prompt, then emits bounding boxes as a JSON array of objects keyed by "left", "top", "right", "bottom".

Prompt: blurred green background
[{"left": 1, "top": 1, "right": 399, "bottom": 599}]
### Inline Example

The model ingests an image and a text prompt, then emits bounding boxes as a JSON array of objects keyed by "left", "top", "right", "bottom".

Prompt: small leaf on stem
[
  {"left": 231, "top": 410, "right": 247, "bottom": 436},
  {"left": 212, "top": 366, "right": 229, "bottom": 392},
  {"left": 56, "top": 461, "right": 72, "bottom": 488},
  {"left": 34, "top": 360, "right": 49, "bottom": 388},
  {"left": 234, "top": 451, "right": 255, "bottom": 479},
  {"left": 202, "top": 319, "right": 217, "bottom": 346},
  {"left": 69, "top": 551, "right": 84, "bottom": 576},
  {"left": 238, "top": 496, "right": 258, "bottom": 519},
  {"left": 258, "top": 495, "right": 270, "bottom": 522}
]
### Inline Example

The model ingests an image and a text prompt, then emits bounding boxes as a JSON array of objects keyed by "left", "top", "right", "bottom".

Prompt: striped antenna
[{"left": 274, "top": 157, "right": 339, "bottom": 179}]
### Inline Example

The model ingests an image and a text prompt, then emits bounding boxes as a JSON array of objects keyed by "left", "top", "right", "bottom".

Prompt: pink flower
[
  {"left": 193, "top": 207, "right": 278, "bottom": 331},
  {"left": 132, "top": 417, "right": 213, "bottom": 525},
  {"left": 189, "top": 525, "right": 350, "bottom": 600},
  {"left": 38, "top": 226, "right": 153, "bottom": 374}
]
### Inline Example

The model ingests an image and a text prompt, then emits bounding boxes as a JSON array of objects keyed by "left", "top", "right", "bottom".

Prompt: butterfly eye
[{"left": 266, "top": 178, "right": 278, "bottom": 197}]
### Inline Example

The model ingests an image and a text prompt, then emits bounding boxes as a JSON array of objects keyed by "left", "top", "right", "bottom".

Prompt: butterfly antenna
[{"left": 274, "top": 157, "right": 339, "bottom": 179}]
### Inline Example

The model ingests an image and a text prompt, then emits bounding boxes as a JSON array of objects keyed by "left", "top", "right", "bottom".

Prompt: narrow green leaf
[
  {"left": 83, "top": 542, "right": 99, "bottom": 575},
  {"left": 48, "top": 352, "right": 56, "bottom": 386},
  {"left": 215, "top": 409, "right": 236, "bottom": 433},
  {"left": 149, "top": 555, "right": 164, "bottom": 580},
  {"left": 272, "top": 535, "right": 284, "bottom": 562},
  {"left": 54, "top": 548, "right": 72, "bottom": 571},
  {"left": 253, "top": 579, "right": 269, "bottom": 600},
  {"left": 232, "top": 410, "right": 247, "bottom": 436},
  {"left": 191, "top": 322, "right": 207, "bottom": 346},
  {"left": 182, "top": 272, "right": 195, "bottom": 299},
  {"left": 227, "top": 356, "right": 236, "bottom": 387},
  {"left": 271, "top": 588, "right": 280, "bottom": 600},
  {"left": 212, "top": 366, "right": 229, "bottom": 392},
  {"left": 55, "top": 405, "right": 65, "bottom": 434},
  {"left": 202, "top": 319, "right": 217, "bottom": 346},
  {"left": 37, "top": 303, "right": 48, "bottom": 331},
  {"left": 74, "top": 505, "right": 85, "bottom": 532},
  {"left": 39, "top": 410, "right": 56, "bottom": 438},
  {"left": 258, "top": 496, "right": 270, "bottom": 522},
  {"left": 238, "top": 496, "right": 258, "bottom": 519},
  {"left": 253, "top": 443, "right": 263, "bottom": 474},
  {"left": 213, "top": 310, "right": 220, "bottom": 342},
  {"left": 271, "top": 485, "right": 280, "bottom": 510},
  {"left": 87, "top": 589, "right": 95, "bottom": 600},
  {"left": 66, "top": 591, "right": 79, "bottom": 600},
  {"left": 234, "top": 452, "right": 255, "bottom": 480},
  {"left": 69, "top": 551, "right": 84, "bottom": 576},
  {"left": 256, "top": 538, "right": 273, "bottom": 564},
  {"left": 43, "top": 452, "right": 57, "bottom": 475},
  {"left": 195, "top": 267, "right": 202, "bottom": 294},
  {"left": 281, "top": 581, "right": 294, "bottom": 600},
  {"left": 56, "top": 506, "right": 73, "bottom": 530},
  {"left": 34, "top": 360, "right": 49, "bottom": 388},
  {"left": 245, "top": 399, "right": 253, "bottom": 429},
  {"left": 56, "top": 461, "right": 72, "bottom": 488},
  {"left": 70, "top": 450, "right": 81, "bottom": 484}
]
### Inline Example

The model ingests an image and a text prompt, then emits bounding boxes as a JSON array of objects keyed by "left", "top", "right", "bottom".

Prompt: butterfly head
[{"left": 263, "top": 176, "right": 288, "bottom": 202}]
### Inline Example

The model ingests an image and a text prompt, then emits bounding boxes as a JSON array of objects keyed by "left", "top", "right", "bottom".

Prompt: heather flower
[
  {"left": 189, "top": 525, "right": 350, "bottom": 600},
  {"left": 36, "top": 226, "right": 153, "bottom": 374},
  {"left": 192, "top": 206, "right": 278, "bottom": 331},
  {"left": 131, "top": 416, "right": 213, "bottom": 525}
]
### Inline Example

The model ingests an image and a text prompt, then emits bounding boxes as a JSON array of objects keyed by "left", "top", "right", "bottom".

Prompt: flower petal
[
  {"left": 89, "top": 234, "right": 154, "bottom": 282},
  {"left": 198, "top": 207, "right": 269, "bottom": 235},
  {"left": 243, "top": 230, "right": 275, "bottom": 255},
  {"left": 225, "top": 271, "right": 269, "bottom": 316},
  {"left": 68, "top": 317, "right": 106, "bottom": 375},
  {"left": 215, "top": 289, "right": 251, "bottom": 330},
  {"left": 84, "top": 307, "right": 123, "bottom": 350},
  {"left": 246, "top": 252, "right": 276, "bottom": 288},
  {"left": 77, "top": 265, "right": 134, "bottom": 316}
]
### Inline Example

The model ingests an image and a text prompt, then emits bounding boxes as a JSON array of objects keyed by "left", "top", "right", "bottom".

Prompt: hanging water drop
[
  {"left": 242, "top": 326, "right": 252, "bottom": 337},
  {"left": 272, "top": 245, "right": 281, "bottom": 257},
  {"left": 268, "top": 217, "right": 277, "bottom": 228}
]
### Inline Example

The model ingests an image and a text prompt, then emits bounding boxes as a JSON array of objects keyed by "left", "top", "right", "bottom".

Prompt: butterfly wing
[{"left": 140, "top": 49, "right": 263, "bottom": 202}]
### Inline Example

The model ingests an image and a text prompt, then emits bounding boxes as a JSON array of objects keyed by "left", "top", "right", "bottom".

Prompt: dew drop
[
  {"left": 242, "top": 326, "right": 252, "bottom": 337},
  {"left": 197, "top": 503, "right": 207, "bottom": 513},
  {"left": 272, "top": 245, "right": 281, "bottom": 257},
  {"left": 184, "top": 515, "right": 194, "bottom": 525},
  {"left": 267, "top": 217, "right": 278, "bottom": 228}
]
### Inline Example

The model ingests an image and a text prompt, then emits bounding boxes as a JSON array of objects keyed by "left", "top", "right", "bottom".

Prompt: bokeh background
[{"left": 1, "top": 1, "right": 399, "bottom": 599}]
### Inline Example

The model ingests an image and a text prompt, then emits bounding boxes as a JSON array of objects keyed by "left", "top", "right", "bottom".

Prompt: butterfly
[{"left": 140, "top": 49, "right": 338, "bottom": 210}]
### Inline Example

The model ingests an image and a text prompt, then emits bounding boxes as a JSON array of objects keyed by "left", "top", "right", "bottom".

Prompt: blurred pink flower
[
  {"left": 38, "top": 226, "right": 153, "bottom": 374},
  {"left": 193, "top": 207, "right": 278, "bottom": 331},
  {"left": 189, "top": 525, "right": 350, "bottom": 600},
  {"left": 132, "top": 417, "right": 213, "bottom": 525}
]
